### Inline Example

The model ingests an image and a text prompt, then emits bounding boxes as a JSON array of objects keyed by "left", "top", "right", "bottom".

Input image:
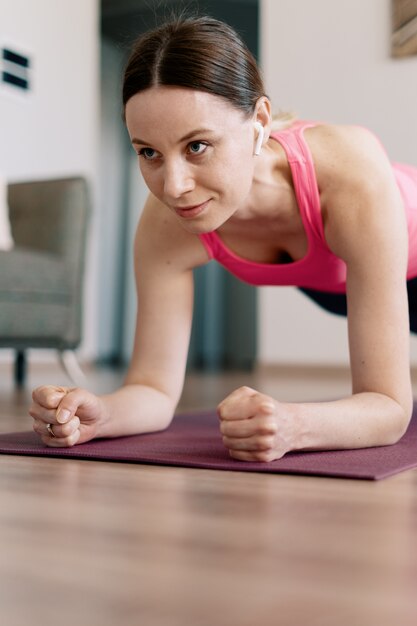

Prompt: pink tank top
[{"left": 198, "top": 121, "right": 417, "bottom": 293}]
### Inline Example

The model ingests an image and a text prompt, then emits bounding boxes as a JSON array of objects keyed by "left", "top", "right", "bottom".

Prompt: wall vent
[{"left": 1, "top": 47, "right": 31, "bottom": 91}]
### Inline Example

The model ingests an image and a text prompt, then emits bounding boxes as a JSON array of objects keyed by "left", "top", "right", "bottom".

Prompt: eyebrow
[{"left": 131, "top": 128, "right": 215, "bottom": 146}]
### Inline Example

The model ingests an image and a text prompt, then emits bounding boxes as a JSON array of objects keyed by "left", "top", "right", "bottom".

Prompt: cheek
[
  {"left": 225, "top": 138, "right": 253, "bottom": 173},
  {"left": 222, "top": 155, "right": 254, "bottom": 199},
  {"left": 139, "top": 165, "right": 161, "bottom": 195}
]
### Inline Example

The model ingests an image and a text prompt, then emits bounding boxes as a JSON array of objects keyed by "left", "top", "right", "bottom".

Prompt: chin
[{"left": 176, "top": 213, "right": 225, "bottom": 235}]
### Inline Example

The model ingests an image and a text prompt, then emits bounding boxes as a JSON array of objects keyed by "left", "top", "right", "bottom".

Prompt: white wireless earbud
[{"left": 254, "top": 121, "right": 264, "bottom": 156}]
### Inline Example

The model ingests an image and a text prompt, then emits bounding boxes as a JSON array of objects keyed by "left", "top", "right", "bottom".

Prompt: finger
[
  {"left": 228, "top": 449, "right": 279, "bottom": 463},
  {"left": 220, "top": 414, "right": 278, "bottom": 439},
  {"left": 29, "top": 402, "right": 63, "bottom": 425},
  {"left": 55, "top": 388, "right": 90, "bottom": 424},
  {"left": 30, "top": 387, "right": 88, "bottom": 427},
  {"left": 41, "top": 429, "right": 81, "bottom": 448},
  {"left": 222, "top": 433, "right": 276, "bottom": 452},
  {"left": 217, "top": 386, "right": 259, "bottom": 421},
  {"left": 31, "top": 385, "right": 69, "bottom": 409},
  {"left": 218, "top": 391, "right": 275, "bottom": 422},
  {"left": 33, "top": 416, "right": 80, "bottom": 439}
]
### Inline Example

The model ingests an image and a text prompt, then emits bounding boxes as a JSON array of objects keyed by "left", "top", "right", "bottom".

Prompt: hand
[
  {"left": 217, "top": 386, "right": 298, "bottom": 462},
  {"left": 29, "top": 385, "right": 106, "bottom": 447}
]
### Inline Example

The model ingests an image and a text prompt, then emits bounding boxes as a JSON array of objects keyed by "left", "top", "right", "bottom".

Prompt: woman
[{"left": 29, "top": 16, "right": 417, "bottom": 462}]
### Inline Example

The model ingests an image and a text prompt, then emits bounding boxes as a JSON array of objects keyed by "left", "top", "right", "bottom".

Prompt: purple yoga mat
[{"left": 1, "top": 407, "right": 417, "bottom": 480}]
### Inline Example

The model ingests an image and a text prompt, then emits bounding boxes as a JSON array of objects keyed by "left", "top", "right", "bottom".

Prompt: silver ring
[{"left": 46, "top": 423, "right": 56, "bottom": 438}]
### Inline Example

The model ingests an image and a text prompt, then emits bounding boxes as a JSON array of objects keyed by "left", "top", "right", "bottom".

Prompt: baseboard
[
  {"left": 256, "top": 362, "right": 417, "bottom": 383},
  {"left": 255, "top": 363, "right": 351, "bottom": 377}
]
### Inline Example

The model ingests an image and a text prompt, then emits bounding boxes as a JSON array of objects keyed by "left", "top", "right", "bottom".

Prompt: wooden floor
[{"left": 1, "top": 361, "right": 417, "bottom": 626}]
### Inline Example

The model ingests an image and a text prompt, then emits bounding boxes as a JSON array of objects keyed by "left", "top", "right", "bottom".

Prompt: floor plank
[{"left": 1, "top": 363, "right": 416, "bottom": 626}]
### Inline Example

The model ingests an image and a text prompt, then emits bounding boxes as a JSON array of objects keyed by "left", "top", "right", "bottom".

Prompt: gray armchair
[{"left": 0, "top": 177, "right": 91, "bottom": 385}]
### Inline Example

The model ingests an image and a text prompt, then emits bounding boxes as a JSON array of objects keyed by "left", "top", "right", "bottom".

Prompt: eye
[
  {"left": 187, "top": 141, "right": 208, "bottom": 155},
  {"left": 138, "top": 147, "right": 159, "bottom": 161}
]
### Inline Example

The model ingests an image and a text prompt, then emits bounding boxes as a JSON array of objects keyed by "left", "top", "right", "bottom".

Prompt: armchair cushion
[
  {"left": 0, "top": 248, "right": 72, "bottom": 345},
  {"left": 0, "top": 177, "right": 90, "bottom": 350},
  {"left": 0, "top": 248, "right": 68, "bottom": 300}
]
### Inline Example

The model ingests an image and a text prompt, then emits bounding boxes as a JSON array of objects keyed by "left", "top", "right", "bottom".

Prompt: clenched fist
[
  {"left": 29, "top": 385, "right": 106, "bottom": 447},
  {"left": 217, "top": 386, "right": 299, "bottom": 462}
]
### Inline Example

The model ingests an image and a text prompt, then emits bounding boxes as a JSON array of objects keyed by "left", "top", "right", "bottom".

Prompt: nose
[{"left": 163, "top": 159, "right": 195, "bottom": 199}]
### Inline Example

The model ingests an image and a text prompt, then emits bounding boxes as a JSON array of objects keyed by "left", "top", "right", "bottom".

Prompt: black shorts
[{"left": 299, "top": 275, "right": 417, "bottom": 334}]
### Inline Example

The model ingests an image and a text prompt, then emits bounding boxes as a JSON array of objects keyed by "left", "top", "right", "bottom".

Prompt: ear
[
  {"left": 253, "top": 96, "right": 272, "bottom": 137},
  {"left": 252, "top": 96, "right": 272, "bottom": 155}
]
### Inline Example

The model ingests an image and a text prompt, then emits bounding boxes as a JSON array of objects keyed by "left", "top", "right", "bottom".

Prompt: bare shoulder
[
  {"left": 304, "top": 123, "right": 393, "bottom": 190},
  {"left": 303, "top": 124, "right": 405, "bottom": 262},
  {"left": 135, "top": 194, "right": 210, "bottom": 273}
]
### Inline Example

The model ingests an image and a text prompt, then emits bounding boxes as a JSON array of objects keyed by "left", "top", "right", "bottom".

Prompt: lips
[{"left": 174, "top": 200, "right": 210, "bottom": 219}]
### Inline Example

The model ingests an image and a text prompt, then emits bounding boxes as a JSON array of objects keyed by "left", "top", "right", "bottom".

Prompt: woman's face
[{"left": 125, "top": 86, "right": 258, "bottom": 234}]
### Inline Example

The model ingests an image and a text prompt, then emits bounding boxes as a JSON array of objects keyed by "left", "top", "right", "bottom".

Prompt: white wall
[
  {"left": 260, "top": 0, "right": 417, "bottom": 366},
  {"left": 0, "top": 0, "right": 100, "bottom": 360}
]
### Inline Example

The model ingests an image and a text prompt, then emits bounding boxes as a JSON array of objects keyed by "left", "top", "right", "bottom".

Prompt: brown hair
[{"left": 122, "top": 15, "right": 267, "bottom": 118}]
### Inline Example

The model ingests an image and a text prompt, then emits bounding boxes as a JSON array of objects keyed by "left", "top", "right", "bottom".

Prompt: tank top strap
[{"left": 270, "top": 121, "right": 326, "bottom": 245}]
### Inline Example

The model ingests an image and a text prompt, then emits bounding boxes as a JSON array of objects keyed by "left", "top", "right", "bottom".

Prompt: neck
[{"left": 227, "top": 140, "right": 294, "bottom": 228}]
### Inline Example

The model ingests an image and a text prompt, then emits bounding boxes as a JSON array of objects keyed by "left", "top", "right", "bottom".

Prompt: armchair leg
[
  {"left": 58, "top": 350, "right": 87, "bottom": 387},
  {"left": 15, "top": 350, "right": 27, "bottom": 387}
]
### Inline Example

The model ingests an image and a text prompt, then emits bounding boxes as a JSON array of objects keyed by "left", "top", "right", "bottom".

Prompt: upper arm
[
  {"left": 311, "top": 125, "right": 412, "bottom": 414},
  {"left": 124, "top": 194, "right": 209, "bottom": 405}
]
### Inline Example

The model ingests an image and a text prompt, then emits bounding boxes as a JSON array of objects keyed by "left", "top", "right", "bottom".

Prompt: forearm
[
  {"left": 293, "top": 392, "right": 413, "bottom": 453},
  {"left": 96, "top": 384, "right": 177, "bottom": 439}
]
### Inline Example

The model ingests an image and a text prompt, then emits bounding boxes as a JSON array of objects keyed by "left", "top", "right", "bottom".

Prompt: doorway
[{"left": 100, "top": 0, "right": 259, "bottom": 370}]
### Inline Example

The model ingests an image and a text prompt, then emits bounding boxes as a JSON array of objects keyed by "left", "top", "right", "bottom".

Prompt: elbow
[
  {"left": 160, "top": 411, "right": 176, "bottom": 431},
  {"left": 385, "top": 397, "right": 413, "bottom": 445},
  {"left": 392, "top": 416, "right": 412, "bottom": 444}
]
